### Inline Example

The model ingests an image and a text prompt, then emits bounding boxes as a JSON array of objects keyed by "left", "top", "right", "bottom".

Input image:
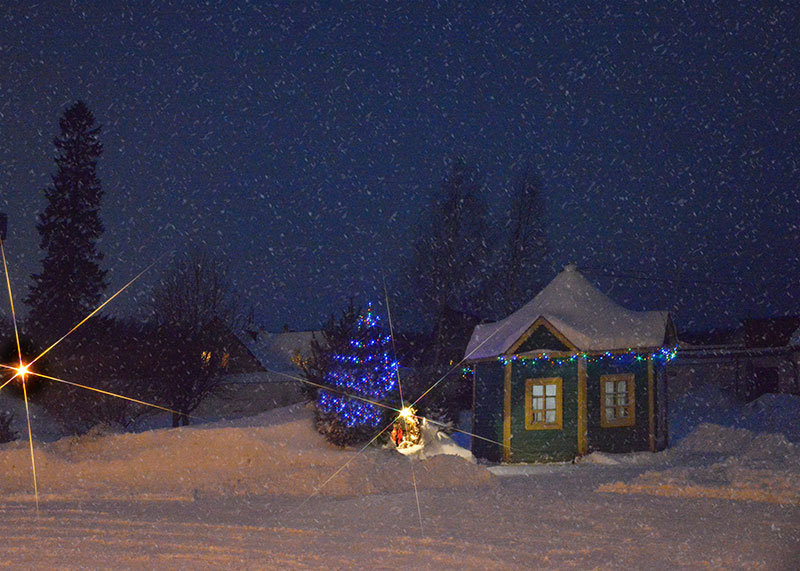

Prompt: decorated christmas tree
[{"left": 316, "top": 303, "right": 399, "bottom": 446}]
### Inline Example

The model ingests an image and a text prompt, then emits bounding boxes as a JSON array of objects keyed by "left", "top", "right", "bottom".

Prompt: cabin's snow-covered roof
[{"left": 465, "top": 264, "right": 670, "bottom": 360}]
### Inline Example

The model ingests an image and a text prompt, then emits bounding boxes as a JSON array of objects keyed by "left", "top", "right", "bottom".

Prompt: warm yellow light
[
  {"left": 16, "top": 363, "right": 29, "bottom": 379},
  {"left": 399, "top": 407, "right": 413, "bottom": 419}
]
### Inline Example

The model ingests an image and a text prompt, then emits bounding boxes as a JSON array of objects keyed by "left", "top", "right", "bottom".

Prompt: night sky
[{"left": 1, "top": 2, "right": 797, "bottom": 334}]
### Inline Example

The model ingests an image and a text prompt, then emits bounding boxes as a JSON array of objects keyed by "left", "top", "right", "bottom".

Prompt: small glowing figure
[{"left": 392, "top": 405, "right": 422, "bottom": 449}]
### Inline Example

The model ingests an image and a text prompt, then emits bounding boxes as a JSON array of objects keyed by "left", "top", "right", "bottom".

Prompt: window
[
  {"left": 525, "top": 377, "right": 562, "bottom": 430},
  {"left": 601, "top": 374, "right": 635, "bottom": 428}
]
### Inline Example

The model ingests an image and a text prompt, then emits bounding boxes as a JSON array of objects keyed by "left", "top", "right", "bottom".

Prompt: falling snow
[
  {"left": 1, "top": 2, "right": 799, "bottom": 568},
  {"left": 1, "top": 2, "right": 797, "bottom": 329}
]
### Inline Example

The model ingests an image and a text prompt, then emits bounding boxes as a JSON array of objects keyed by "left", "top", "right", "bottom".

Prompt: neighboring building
[
  {"left": 465, "top": 264, "right": 676, "bottom": 463},
  {"left": 742, "top": 317, "right": 800, "bottom": 397},
  {"left": 669, "top": 317, "right": 800, "bottom": 402},
  {"left": 201, "top": 319, "right": 266, "bottom": 375},
  {"left": 196, "top": 325, "right": 316, "bottom": 419}
]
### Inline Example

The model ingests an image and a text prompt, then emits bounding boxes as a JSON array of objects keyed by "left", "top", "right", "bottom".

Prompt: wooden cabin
[{"left": 465, "top": 264, "right": 676, "bottom": 463}]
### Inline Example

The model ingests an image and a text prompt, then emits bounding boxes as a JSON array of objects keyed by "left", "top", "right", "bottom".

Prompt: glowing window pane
[
  {"left": 526, "top": 378, "right": 562, "bottom": 429},
  {"left": 601, "top": 375, "right": 635, "bottom": 427}
]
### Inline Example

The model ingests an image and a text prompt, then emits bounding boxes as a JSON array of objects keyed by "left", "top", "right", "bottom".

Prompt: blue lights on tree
[{"left": 316, "top": 303, "right": 399, "bottom": 430}]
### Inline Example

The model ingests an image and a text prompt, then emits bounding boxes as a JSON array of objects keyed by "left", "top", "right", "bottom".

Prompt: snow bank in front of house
[
  {"left": 738, "top": 393, "right": 800, "bottom": 441},
  {"left": 671, "top": 385, "right": 800, "bottom": 444},
  {"left": 598, "top": 423, "right": 800, "bottom": 505},
  {"left": 0, "top": 403, "right": 493, "bottom": 500}
]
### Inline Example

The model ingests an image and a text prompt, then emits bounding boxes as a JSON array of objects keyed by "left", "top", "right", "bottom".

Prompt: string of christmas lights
[{"left": 496, "top": 346, "right": 678, "bottom": 367}]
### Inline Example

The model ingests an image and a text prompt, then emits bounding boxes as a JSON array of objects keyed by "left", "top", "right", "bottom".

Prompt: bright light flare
[
  {"left": 16, "top": 363, "right": 29, "bottom": 381},
  {"left": 399, "top": 407, "right": 414, "bottom": 419},
  {"left": 0, "top": 244, "right": 170, "bottom": 512}
]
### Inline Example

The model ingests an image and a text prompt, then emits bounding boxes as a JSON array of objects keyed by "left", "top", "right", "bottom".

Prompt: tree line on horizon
[
  {"left": 1, "top": 101, "right": 240, "bottom": 434},
  {"left": 1, "top": 100, "right": 548, "bottom": 438}
]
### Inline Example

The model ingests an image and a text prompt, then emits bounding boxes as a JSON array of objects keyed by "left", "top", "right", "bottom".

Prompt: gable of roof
[
  {"left": 465, "top": 264, "right": 670, "bottom": 360},
  {"left": 234, "top": 328, "right": 318, "bottom": 372}
]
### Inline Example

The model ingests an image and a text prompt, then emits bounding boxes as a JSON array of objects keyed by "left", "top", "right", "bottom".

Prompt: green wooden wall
[
  {"left": 472, "top": 361, "right": 505, "bottom": 462},
  {"left": 508, "top": 359, "right": 579, "bottom": 462},
  {"left": 585, "top": 358, "right": 651, "bottom": 453}
]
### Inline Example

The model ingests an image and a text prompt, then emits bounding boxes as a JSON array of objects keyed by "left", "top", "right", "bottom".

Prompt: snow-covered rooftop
[
  {"left": 235, "top": 329, "right": 318, "bottom": 372},
  {"left": 465, "top": 264, "right": 670, "bottom": 360}
]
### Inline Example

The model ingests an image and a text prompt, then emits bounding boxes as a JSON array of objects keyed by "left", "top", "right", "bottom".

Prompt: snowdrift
[
  {"left": 671, "top": 386, "right": 800, "bottom": 444},
  {"left": 598, "top": 423, "right": 800, "bottom": 505},
  {"left": 0, "top": 404, "right": 493, "bottom": 500}
]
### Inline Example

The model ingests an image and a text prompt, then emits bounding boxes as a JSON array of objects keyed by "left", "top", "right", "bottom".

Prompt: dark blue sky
[{"left": 1, "top": 1, "right": 798, "bottom": 333}]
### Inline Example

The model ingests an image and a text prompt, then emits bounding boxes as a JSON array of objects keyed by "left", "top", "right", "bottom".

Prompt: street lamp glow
[{"left": 16, "top": 363, "right": 29, "bottom": 380}]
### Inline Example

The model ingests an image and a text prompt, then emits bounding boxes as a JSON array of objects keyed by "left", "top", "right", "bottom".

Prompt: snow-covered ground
[
  {"left": 0, "top": 403, "right": 491, "bottom": 501},
  {"left": 0, "top": 398, "right": 798, "bottom": 567}
]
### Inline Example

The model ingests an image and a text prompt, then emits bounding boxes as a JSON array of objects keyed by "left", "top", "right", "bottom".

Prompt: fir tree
[
  {"left": 315, "top": 304, "right": 399, "bottom": 447},
  {"left": 26, "top": 101, "right": 107, "bottom": 342},
  {"left": 414, "top": 157, "right": 489, "bottom": 365},
  {"left": 493, "top": 167, "right": 547, "bottom": 316}
]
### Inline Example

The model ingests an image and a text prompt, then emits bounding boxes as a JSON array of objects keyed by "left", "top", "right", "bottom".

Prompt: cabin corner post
[
  {"left": 648, "top": 356, "right": 655, "bottom": 452},
  {"left": 503, "top": 361, "right": 512, "bottom": 462},
  {"left": 577, "top": 356, "right": 588, "bottom": 455},
  {"left": 471, "top": 364, "right": 477, "bottom": 456}
]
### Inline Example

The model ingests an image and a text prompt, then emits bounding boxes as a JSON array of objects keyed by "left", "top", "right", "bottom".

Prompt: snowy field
[{"left": 1, "top": 402, "right": 799, "bottom": 568}]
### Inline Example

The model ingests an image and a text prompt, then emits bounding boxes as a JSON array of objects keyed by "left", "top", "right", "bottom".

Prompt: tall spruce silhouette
[{"left": 26, "top": 101, "right": 107, "bottom": 342}]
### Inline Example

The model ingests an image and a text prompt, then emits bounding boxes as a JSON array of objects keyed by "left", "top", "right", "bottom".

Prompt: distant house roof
[
  {"left": 791, "top": 326, "right": 800, "bottom": 348},
  {"left": 234, "top": 328, "right": 318, "bottom": 373},
  {"left": 743, "top": 317, "right": 800, "bottom": 348},
  {"left": 678, "top": 327, "right": 741, "bottom": 348},
  {"left": 465, "top": 264, "right": 671, "bottom": 360}
]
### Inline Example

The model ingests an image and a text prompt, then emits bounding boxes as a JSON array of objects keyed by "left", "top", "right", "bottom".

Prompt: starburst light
[{"left": 0, "top": 235, "right": 197, "bottom": 510}]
